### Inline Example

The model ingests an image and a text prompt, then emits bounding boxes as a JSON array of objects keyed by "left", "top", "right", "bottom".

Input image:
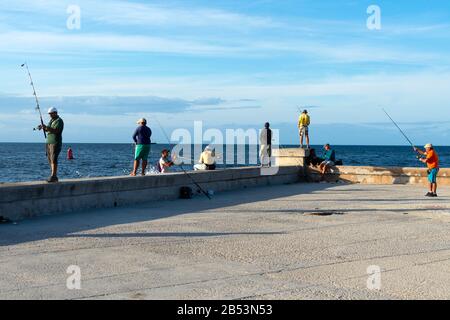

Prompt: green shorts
[{"left": 135, "top": 144, "right": 151, "bottom": 161}]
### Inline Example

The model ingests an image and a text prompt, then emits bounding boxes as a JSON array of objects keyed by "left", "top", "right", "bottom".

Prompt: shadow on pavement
[{"left": 0, "top": 182, "right": 431, "bottom": 246}]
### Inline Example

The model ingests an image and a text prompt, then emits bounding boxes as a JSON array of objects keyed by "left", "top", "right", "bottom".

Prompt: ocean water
[{"left": 0, "top": 143, "right": 448, "bottom": 183}]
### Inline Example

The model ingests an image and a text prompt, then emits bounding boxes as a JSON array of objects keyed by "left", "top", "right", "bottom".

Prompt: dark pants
[{"left": 46, "top": 144, "right": 62, "bottom": 164}]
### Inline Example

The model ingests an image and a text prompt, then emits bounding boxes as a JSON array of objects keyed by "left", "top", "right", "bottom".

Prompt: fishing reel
[{"left": 33, "top": 124, "right": 43, "bottom": 131}]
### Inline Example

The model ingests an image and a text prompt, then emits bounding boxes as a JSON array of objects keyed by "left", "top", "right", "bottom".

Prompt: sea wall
[
  {"left": 307, "top": 166, "right": 450, "bottom": 186},
  {"left": 1, "top": 148, "right": 448, "bottom": 221},
  {"left": 0, "top": 166, "right": 303, "bottom": 221},
  {"left": 276, "top": 149, "right": 450, "bottom": 186}
]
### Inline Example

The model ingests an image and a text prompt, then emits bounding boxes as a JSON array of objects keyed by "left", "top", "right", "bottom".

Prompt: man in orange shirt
[{"left": 414, "top": 144, "right": 439, "bottom": 197}]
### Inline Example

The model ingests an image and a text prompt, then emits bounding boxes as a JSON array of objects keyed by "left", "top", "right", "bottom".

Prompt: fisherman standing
[
  {"left": 298, "top": 109, "right": 310, "bottom": 149},
  {"left": 38, "top": 107, "right": 64, "bottom": 183},
  {"left": 414, "top": 144, "right": 440, "bottom": 197},
  {"left": 131, "top": 118, "right": 152, "bottom": 176},
  {"left": 259, "top": 122, "right": 272, "bottom": 167}
]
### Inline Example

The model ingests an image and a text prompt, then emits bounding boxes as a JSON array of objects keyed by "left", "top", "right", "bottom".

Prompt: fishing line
[
  {"left": 382, "top": 108, "right": 421, "bottom": 160},
  {"left": 153, "top": 116, "right": 211, "bottom": 200},
  {"left": 382, "top": 108, "right": 416, "bottom": 150}
]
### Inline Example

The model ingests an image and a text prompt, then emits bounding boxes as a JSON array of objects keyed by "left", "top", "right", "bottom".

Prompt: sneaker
[
  {"left": 47, "top": 176, "right": 59, "bottom": 183},
  {"left": 431, "top": 193, "right": 438, "bottom": 197},
  {"left": 425, "top": 192, "right": 433, "bottom": 197}
]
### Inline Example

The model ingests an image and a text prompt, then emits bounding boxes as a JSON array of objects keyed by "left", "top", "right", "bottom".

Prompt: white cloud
[
  {"left": 91, "top": 1, "right": 278, "bottom": 29},
  {"left": 5, "top": 70, "right": 450, "bottom": 127},
  {"left": 0, "top": 0, "right": 278, "bottom": 29},
  {"left": 0, "top": 30, "right": 444, "bottom": 68},
  {"left": 0, "top": 31, "right": 239, "bottom": 56}
]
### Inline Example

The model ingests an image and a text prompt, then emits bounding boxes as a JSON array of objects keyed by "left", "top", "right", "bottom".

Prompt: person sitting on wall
[
  {"left": 194, "top": 145, "right": 217, "bottom": 171},
  {"left": 319, "top": 144, "right": 336, "bottom": 179},
  {"left": 306, "top": 148, "right": 323, "bottom": 167},
  {"left": 158, "top": 149, "right": 174, "bottom": 173}
]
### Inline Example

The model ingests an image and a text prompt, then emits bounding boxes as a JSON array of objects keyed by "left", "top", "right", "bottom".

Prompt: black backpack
[{"left": 179, "top": 186, "right": 193, "bottom": 199}]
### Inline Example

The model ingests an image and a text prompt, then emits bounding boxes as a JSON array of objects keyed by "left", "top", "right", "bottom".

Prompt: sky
[{"left": 0, "top": 0, "right": 449, "bottom": 145}]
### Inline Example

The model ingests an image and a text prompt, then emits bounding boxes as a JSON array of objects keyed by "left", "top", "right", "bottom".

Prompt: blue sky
[{"left": 0, "top": 0, "right": 449, "bottom": 145}]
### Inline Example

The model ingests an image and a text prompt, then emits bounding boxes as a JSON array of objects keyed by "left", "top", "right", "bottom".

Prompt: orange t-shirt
[{"left": 426, "top": 150, "right": 439, "bottom": 169}]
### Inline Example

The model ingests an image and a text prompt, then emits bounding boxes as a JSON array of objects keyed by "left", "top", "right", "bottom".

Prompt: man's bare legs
[
  {"left": 131, "top": 159, "right": 148, "bottom": 176},
  {"left": 141, "top": 160, "right": 148, "bottom": 176},
  {"left": 51, "top": 162, "right": 58, "bottom": 178},
  {"left": 131, "top": 160, "right": 140, "bottom": 176},
  {"left": 305, "top": 133, "right": 310, "bottom": 149},
  {"left": 431, "top": 182, "right": 437, "bottom": 194},
  {"left": 319, "top": 163, "right": 330, "bottom": 180}
]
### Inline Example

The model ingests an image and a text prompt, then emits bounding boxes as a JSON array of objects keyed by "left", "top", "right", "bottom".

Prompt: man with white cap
[
  {"left": 38, "top": 107, "right": 64, "bottom": 182},
  {"left": 194, "top": 145, "right": 217, "bottom": 171},
  {"left": 414, "top": 144, "right": 440, "bottom": 197},
  {"left": 131, "top": 118, "right": 152, "bottom": 176}
]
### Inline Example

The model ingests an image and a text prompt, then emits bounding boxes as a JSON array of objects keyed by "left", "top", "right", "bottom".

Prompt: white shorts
[
  {"left": 194, "top": 164, "right": 207, "bottom": 171},
  {"left": 299, "top": 126, "right": 309, "bottom": 136},
  {"left": 259, "top": 144, "right": 271, "bottom": 157},
  {"left": 321, "top": 160, "right": 335, "bottom": 167}
]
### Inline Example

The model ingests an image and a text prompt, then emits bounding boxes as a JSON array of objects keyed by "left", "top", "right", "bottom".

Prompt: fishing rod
[
  {"left": 21, "top": 63, "right": 47, "bottom": 139},
  {"left": 176, "top": 152, "right": 223, "bottom": 162},
  {"left": 382, "top": 108, "right": 419, "bottom": 155},
  {"left": 153, "top": 117, "right": 211, "bottom": 200}
]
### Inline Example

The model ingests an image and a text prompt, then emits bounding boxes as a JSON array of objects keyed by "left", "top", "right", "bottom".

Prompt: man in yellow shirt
[{"left": 298, "top": 109, "right": 310, "bottom": 149}]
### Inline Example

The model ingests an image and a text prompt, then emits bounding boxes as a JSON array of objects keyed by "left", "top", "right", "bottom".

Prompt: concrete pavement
[{"left": 1, "top": 183, "right": 449, "bottom": 300}]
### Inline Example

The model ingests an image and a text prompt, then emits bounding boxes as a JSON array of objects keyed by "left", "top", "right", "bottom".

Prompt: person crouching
[{"left": 194, "top": 146, "right": 216, "bottom": 171}]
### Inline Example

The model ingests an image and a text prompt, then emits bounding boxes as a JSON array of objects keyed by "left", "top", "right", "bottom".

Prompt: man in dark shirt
[
  {"left": 131, "top": 118, "right": 152, "bottom": 176},
  {"left": 38, "top": 107, "right": 64, "bottom": 183},
  {"left": 259, "top": 122, "right": 272, "bottom": 167}
]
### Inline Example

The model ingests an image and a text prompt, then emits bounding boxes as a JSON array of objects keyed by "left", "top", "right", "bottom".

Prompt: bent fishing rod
[
  {"left": 382, "top": 108, "right": 419, "bottom": 155},
  {"left": 21, "top": 63, "right": 47, "bottom": 139},
  {"left": 153, "top": 117, "right": 211, "bottom": 200}
]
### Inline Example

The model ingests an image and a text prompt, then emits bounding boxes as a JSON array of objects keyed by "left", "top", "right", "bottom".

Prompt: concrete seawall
[
  {"left": 308, "top": 165, "right": 450, "bottom": 186},
  {"left": 1, "top": 147, "right": 448, "bottom": 221},
  {"left": 0, "top": 166, "right": 303, "bottom": 221}
]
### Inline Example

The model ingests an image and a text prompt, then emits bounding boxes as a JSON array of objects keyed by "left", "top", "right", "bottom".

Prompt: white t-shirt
[
  {"left": 159, "top": 157, "right": 170, "bottom": 173},
  {"left": 199, "top": 151, "right": 215, "bottom": 165}
]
